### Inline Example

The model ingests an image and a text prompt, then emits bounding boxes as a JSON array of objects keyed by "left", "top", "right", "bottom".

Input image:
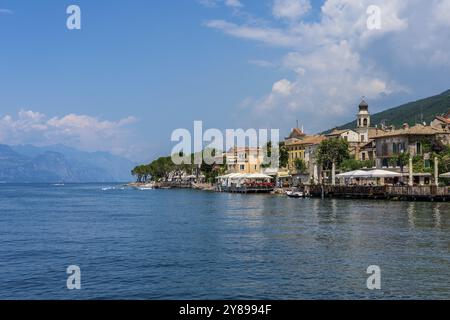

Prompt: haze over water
[{"left": 0, "top": 184, "right": 449, "bottom": 300}]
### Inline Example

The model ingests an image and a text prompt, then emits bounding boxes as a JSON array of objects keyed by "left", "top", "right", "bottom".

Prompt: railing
[
  {"left": 219, "top": 185, "right": 274, "bottom": 193},
  {"left": 308, "top": 185, "right": 450, "bottom": 199}
]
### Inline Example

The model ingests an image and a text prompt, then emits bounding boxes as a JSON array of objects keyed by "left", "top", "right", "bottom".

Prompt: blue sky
[{"left": 1, "top": 0, "right": 450, "bottom": 162}]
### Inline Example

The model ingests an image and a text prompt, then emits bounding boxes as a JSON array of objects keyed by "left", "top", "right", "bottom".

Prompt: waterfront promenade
[{"left": 309, "top": 185, "right": 450, "bottom": 201}]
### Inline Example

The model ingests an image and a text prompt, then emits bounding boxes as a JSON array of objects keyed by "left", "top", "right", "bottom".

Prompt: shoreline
[{"left": 127, "top": 181, "right": 450, "bottom": 202}]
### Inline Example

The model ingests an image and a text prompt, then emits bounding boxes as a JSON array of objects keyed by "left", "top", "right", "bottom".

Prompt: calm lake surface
[{"left": 0, "top": 183, "right": 449, "bottom": 300}]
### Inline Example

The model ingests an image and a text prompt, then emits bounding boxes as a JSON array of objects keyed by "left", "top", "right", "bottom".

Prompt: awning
[
  {"left": 337, "top": 169, "right": 402, "bottom": 178},
  {"left": 245, "top": 173, "right": 273, "bottom": 179},
  {"left": 365, "top": 170, "right": 402, "bottom": 178},
  {"left": 440, "top": 172, "right": 450, "bottom": 178},
  {"left": 336, "top": 170, "right": 369, "bottom": 178},
  {"left": 216, "top": 173, "right": 273, "bottom": 180}
]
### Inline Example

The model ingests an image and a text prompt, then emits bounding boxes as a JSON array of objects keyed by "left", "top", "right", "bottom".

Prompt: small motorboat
[{"left": 286, "top": 190, "right": 304, "bottom": 198}]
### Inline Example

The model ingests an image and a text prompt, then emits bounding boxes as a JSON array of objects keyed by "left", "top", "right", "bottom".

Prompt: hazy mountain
[
  {"left": 0, "top": 144, "right": 136, "bottom": 183},
  {"left": 326, "top": 89, "right": 450, "bottom": 133}
]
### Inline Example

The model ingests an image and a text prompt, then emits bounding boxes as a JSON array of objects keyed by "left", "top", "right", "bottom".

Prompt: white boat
[{"left": 286, "top": 190, "right": 304, "bottom": 198}]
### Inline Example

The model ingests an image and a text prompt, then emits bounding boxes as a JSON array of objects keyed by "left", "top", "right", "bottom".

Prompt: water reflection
[
  {"left": 433, "top": 204, "right": 441, "bottom": 229},
  {"left": 407, "top": 202, "right": 416, "bottom": 229}
]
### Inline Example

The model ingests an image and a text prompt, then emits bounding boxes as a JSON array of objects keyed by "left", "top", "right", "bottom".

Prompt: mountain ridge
[{"left": 0, "top": 144, "right": 136, "bottom": 183}]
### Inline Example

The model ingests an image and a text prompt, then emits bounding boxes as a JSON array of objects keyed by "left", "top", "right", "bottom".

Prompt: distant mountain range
[
  {"left": 0, "top": 144, "right": 136, "bottom": 183},
  {"left": 327, "top": 89, "right": 450, "bottom": 132}
]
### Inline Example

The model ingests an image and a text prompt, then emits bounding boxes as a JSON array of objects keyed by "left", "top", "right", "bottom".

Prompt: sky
[{"left": 1, "top": 0, "right": 450, "bottom": 162}]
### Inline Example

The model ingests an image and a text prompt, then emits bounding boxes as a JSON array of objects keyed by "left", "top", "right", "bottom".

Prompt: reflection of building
[{"left": 226, "top": 147, "right": 264, "bottom": 174}]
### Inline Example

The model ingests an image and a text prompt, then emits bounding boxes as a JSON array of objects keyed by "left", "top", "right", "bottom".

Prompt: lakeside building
[
  {"left": 373, "top": 123, "right": 450, "bottom": 168},
  {"left": 431, "top": 111, "right": 450, "bottom": 131},
  {"left": 284, "top": 101, "right": 450, "bottom": 187},
  {"left": 225, "top": 147, "right": 265, "bottom": 174},
  {"left": 285, "top": 134, "right": 326, "bottom": 184}
]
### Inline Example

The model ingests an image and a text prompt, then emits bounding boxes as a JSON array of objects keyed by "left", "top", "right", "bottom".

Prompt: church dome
[{"left": 359, "top": 100, "right": 369, "bottom": 111}]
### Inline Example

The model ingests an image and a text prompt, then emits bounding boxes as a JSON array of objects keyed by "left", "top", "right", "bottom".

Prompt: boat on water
[
  {"left": 286, "top": 188, "right": 310, "bottom": 198},
  {"left": 286, "top": 191, "right": 304, "bottom": 198}
]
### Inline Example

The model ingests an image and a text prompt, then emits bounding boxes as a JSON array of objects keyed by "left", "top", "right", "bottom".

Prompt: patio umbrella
[
  {"left": 366, "top": 170, "right": 402, "bottom": 178},
  {"left": 336, "top": 170, "right": 369, "bottom": 178},
  {"left": 440, "top": 172, "right": 450, "bottom": 178}
]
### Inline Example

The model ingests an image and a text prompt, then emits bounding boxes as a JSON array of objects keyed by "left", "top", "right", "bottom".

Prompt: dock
[
  {"left": 308, "top": 185, "right": 450, "bottom": 201},
  {"left": 217, "top": 185, "right": 275, "bottom": 194}
]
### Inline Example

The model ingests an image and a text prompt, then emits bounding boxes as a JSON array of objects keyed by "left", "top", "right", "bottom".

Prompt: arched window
[{"left": 363, "top": 118, "right": 368, "bottom": 126}]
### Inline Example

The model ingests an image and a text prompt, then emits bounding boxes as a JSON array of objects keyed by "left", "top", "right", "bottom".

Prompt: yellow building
[
  {"left": 285, "top": 135, "right": 326, "bottom": 174},
  {"left": 226, "top": 147, "right": 264, "bottom": 174}
]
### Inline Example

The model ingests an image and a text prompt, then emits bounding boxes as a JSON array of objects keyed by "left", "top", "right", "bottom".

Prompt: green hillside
[{"left": 328, "top": 89, "right": 450, "bottom": 132}]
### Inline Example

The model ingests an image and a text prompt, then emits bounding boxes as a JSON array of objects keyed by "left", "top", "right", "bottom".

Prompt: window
[
  {"left": 382, "top": 143, "right": 389, "bottom": 156},
  {"left": 416, "top": 142, "right": 422, "bottom": 155},
  {"left": 393, "top": 143, "right": 397, "bottom": 154},
  {"left": 240, "top": 165, "right": 245, "bottom": 170},
  {"left": 362, "top": 153, "right": 366, "bottom": 161},
  {"left": 363, "top": 118, "right": 368, "bottom": 126}
]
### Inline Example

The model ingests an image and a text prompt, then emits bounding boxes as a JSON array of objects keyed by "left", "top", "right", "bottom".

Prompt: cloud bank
[
  {"left": 0, "top": 110, "right": 138, "bottom": 158},
  {"left": 204, "top": 0, "right": 450, "bottom": 132}
]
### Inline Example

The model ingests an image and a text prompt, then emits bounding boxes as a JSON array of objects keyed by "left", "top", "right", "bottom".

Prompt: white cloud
[
  {"left": 248, "top": 59, "right": 276, "bottom": 68},
  {"left": 433, "top": 0, "right": 450, "bottom": 27},
  {"left": 205, "top": 0, "right": 450, "bottom": 132},
  {"left": 272, "top": 79, "right": 293, "bottom": 95},
  {"left": 273, "top": 0, "right": 311, "bottom": 20},
  {"left": 0, "top": 110, "right": 138, "bottom": 157},
  {"left": 225, "top": 0, "right": 243, "bottom": 8},
  {"left": 205, "top": 20, "right": 299, "bottom": 47},
  {"left": 0, "top": 8, "right": 13, "bottom": 14},
  {"left": 198, "top": 0, "right": 243, "bottom": 8}
]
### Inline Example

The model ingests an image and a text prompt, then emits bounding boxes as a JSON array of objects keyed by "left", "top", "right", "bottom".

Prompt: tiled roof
[
  {"left": 435, "top": 116, "right": 450, "bottom": 124},
  {"left": 287, "top": 128, "right": 306, "bottom": 139},
  {"left": 373, "top": 124, "right": 448, "bottom": 138},
  {"left": 285, "top": 135, "right": 326, "bottom": 146}
]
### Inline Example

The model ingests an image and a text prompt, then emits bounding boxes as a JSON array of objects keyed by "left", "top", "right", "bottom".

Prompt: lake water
[{"left": 0, "top": 184, "right": 449, "bottom": 300}]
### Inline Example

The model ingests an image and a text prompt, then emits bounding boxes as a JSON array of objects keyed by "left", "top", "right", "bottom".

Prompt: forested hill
[{"left": 327, "top": 89, "right": 450, "bottom": 132}]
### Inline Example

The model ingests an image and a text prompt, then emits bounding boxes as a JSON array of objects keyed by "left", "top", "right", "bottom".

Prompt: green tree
[
  {"left": 340, "top": 159, "right": 375, "bottom": 171},
  {"left": 316, "top": 139, "right": 350, "bottom": 170},
  {"left": 294, "top": 158, "right": 307, "bottom": 174},
  {"left": 262, "top": 141, "right": 289, "bottom": 169},
  {"left": 279, "top": 142, "right": 289, "bottom": 169}
]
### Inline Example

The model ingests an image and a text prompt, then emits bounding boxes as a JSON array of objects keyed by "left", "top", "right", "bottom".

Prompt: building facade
[
  {"left": 373, "top": 124, "right": 450, "bottom": 169},
  {"left": 225, "top": 147, "right": 265, "bottom": 174}
]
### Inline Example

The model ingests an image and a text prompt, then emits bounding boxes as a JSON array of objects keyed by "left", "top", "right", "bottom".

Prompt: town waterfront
[{"left": 0, "top": 183, "right": 449, "bottom": 300}]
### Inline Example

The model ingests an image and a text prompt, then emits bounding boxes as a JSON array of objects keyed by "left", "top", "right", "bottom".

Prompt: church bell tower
[{"left": 357, "top": 99, "right": 370, "bottom": 129}]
